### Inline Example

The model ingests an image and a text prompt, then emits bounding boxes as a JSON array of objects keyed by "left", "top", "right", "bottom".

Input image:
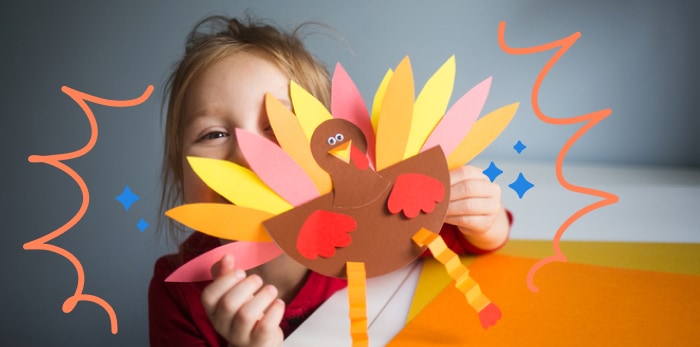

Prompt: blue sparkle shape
[
  {"left": 509, "top": 173, "right": 534, "bottom": 199},
  {"left": 116, "top": 185, "right": 139, "bottom": 211},
  {"left": 482, "top": 161, "right": 503, "bottom": 182},
  {"left": 513, "top": 140, "right": 527, "bottom": 154},
  {"left": 136, "top": 218, "right": 149, "bottom": 232}
]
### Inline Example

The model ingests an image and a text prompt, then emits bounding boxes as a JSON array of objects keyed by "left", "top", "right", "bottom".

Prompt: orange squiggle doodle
[
  {"left": 497, "top": 21, "right": 619, "bottom": 292},
  {"left": 25, "top": 85, "right": 154, "bottom": 333}
]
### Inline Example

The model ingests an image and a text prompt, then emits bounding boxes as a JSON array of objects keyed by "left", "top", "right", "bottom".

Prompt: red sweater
[{"left": 148, "top": 223, "right": 505, "bottom": 346}]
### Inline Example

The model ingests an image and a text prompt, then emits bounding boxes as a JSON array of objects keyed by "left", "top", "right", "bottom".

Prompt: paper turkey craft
[{"left": 165, "top": 56, "right": 518, "bottom": 345}]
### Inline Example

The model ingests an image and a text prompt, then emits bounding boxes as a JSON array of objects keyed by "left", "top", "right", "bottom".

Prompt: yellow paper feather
[
  {"left": 446, "top": 102, "right": 519, "bottom": 169},
  {"left": 187, "top": 156, "right": 292, "bottom": 214},
  {"left": 404, "top": 55, "right": 456, "bottom": 158},
  {"left": 290, "top": 81, "right": 333, "bottom": 141},
  {"left": 371, "top": 68, "right": 393, "bottom": 133}
]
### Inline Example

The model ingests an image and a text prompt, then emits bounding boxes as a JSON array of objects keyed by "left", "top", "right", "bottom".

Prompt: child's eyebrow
[
  {"left": 182, "top": 111, "right": 202, "bottom": 126},
  {"left": 183, "top": 104, "right": 225, "bottom": 124}
]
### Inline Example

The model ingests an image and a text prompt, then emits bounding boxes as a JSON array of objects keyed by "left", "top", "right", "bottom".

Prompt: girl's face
[{"left": 180, "top": 52, "right": 291, "bottom": 204}]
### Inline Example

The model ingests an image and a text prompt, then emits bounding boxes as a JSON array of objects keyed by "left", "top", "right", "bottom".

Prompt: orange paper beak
[{"left": 329, "top": 140, "right": 353, "bottom": 164}]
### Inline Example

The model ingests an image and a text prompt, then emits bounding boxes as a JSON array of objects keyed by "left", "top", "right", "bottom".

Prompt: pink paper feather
[
  {"left": 236, "top": 128, "right": 320, "bottom": 206},
  {"left": 421, "top": 77, "right": 492, "bottom": 156},
  {"left": 165, "top": 241, "right": 283, "bottom": 282}
]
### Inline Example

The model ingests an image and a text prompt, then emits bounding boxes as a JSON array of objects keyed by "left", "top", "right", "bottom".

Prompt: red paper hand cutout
[
  {"left": 297, "top": 210, "right": 357, "bottom": 260},
  {"left": 387, "top": 173, "right": 445, "bottom": 218}
]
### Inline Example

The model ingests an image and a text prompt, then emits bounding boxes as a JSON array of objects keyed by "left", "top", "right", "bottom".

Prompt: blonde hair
[{"left": 160, "top": 16, "right": 331, "bottom": 241}]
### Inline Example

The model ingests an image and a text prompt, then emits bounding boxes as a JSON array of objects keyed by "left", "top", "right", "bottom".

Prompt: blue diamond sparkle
[
  {"left": 116, "top": 185, "right": 139, "bottom": 211},
  {"left": 509, "top": 172, "right": 534, "bottom": 199},
  {"left": 482, "top": 161, "right": 503, "bottom": 182},
  {"left": 136, "top": 218, "right": 149, "bottom": 232},
  {"left": 513, "top": 140, "right": 527, "bottom": 154}
]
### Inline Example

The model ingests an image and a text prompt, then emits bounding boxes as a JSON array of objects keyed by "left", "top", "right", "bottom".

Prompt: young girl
[{"left": 149, "top": 15, "right": 511, "bottom": 347}]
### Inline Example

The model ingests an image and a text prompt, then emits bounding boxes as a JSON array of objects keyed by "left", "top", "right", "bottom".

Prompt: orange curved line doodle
[
  {"left": 497, "top": 21, "right": 619, "bottom": 293},
  {"left": 25, "top": 85, "right": 154, "bottom": 334}
]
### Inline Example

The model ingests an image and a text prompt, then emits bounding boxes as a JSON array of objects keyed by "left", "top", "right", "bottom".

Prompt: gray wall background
[{"left": 3, "top": 0, "right": 698, "bottom": 345}]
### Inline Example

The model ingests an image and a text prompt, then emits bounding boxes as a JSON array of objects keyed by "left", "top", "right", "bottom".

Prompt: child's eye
[
  {"left": 263, "top": 125, "right": 275, "bottom": 137},
  {"left": 198, "top": 131, "right": 229, "bottom": 142}
]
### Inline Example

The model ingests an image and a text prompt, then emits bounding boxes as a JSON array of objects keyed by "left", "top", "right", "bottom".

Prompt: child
[{"left": 149, "top": 15, "right": 511, "bottom": 347}]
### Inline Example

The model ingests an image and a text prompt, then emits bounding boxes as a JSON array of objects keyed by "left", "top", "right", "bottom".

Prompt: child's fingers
[
  {"left": 259, "top": 298, "right": 285, "bottom": 329},
  {"left": 250, "top": 298, "right": 285, "bottom": 345},
  {"left": 214, "top": 275, "right": 264, "bottom": 319},
  {"left": 210, "top": 253, "right": 236, "bottom": 279},
  {"left": 450, "top": 178, "right": 501, "bottom": 201},
  {"left": 230, "top": 285, "right": 280, "bottom": 341},
  {"left": 446, "top": 195, "right": 500, "bottom": 217},
  {"left": 201, "top": 268, "right": 247, "bottom": 316},
  {"left": 205, "top": 275, "right": 264, "bottom": 339},
  {"left": 450, "top": 165, "right": 488, "bottom": 184},
  {"left": 445, "top": 214, "right": 494, "bottom": 236}
]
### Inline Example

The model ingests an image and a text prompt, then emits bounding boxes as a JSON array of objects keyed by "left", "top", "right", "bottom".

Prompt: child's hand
[
  {"left": 445, "top": 165, "right": 510, "bottom": 250},
  {"left": 201, "top": 254, "right": 285, "bottom": 347}
]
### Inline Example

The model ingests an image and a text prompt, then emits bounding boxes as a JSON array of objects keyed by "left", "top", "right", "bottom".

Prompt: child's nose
[{"left": 228, "top": 145, "right": 250, "bottom": 170}]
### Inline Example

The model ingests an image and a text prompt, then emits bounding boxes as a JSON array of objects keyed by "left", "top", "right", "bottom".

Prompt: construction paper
[
  {"left": 165, "top": 241, "right": 283, "bottom": 282},
  {"left": 331, "top": 63, "right": 376, "bottom": 168},
  {"left": 408, "top": 241, "right": 700, "bottom": 323},
  {"left": 412, "top": 228, "right": 500, "bottom": 328},
  {"left": 310, "top": 119, "right": 386, "bottom": 209},
  {"left": 389, "top": 254, "right": 700, "bottom": 346},
  {"left": 264, "top": 146, "right": 449, "bottom": 279},
  {"left": 165, "top": 203, "right": 273, "bottom": 242},
  {"left": 265, "top": 94, "right": 332, "bottom": 195},
  {"left": 406, "top": 253, "right": 470, "bottom": 322},
  {"left": 500, "top": 240, "right": 700, "bottom": 276},
  {"left": 170, "top": 56, "right": 519, "bottom": 344},
  {"left": 236, "top": 128, "right": 320, "bottom": 206},
  {"left": 422, "top": 77, "right": 492, "bottom": 156},
  {"left": 347, "top": 262, "right": 369, "bottom": 347},
  {"left": 285, "top": 261, "right": 422, "bottom": 347},
  {"left": 371, "top": 68, "right": 393, "bottom": 134},
  {"left": 297, "top": 210, "right": 357, "bottom": 260},
  {"left": 187, "top": 156, "right": 292, "bottom": 214},
  {"left": 349, "top": 145, "right": 369, "bottom": 170},
  {"left": 375, "top": 57, "right": 414, "bottom": 171},
  {"left": 446, "top": 102, "right": 519, "bottom": 169},
  {"left": 403, "top": 56, "right": 455, "bottom": 158},
  {"left": 387, "top": 173, "right": 445, "bottom": 218},
  {"left": 290, "top": 80, "right": 333, "bottom": 140},
  {"left": 326, "top": 139, "right": 370, "bottom": 171}
]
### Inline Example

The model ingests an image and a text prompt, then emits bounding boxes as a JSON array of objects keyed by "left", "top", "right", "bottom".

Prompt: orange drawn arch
[
  {"left": 25, "top": 85, "right": 154, "bottom": 334},
  {"left": 497, "top": 21, "right": 619, "bottom": 292}
]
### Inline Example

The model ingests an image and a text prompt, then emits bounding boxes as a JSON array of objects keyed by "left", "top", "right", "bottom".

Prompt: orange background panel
[{"left": 389, "top": 254, "right": 700, "bottom": 346}]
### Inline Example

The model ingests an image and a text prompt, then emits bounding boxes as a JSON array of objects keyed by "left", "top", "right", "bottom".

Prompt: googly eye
[
  {"left": 327, "top": 136, "right": 336, "bottom": 145},
  {"left": 335, "top": 133, "right": 344, "bottom": 142}
]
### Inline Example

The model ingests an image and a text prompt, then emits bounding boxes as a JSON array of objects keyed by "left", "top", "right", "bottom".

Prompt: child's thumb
[{"left": 211, "top": 253, "right": 236, "bottom": 278}]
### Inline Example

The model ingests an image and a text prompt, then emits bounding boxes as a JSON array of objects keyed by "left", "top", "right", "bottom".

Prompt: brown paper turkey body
[
  {"left": 164, "top": 56, "right": 519, "bottom": 346},
  {"left": 264, "top": 118, "right": 449, "bottom": 278}
]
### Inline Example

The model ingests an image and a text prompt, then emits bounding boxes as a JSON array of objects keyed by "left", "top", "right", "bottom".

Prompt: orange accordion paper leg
[
  {"left": 412, "top": 228, "right": 501, "bottom": 328},
  {"left": 346, "top": 261, "right": 369, "bottom": 347}
]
